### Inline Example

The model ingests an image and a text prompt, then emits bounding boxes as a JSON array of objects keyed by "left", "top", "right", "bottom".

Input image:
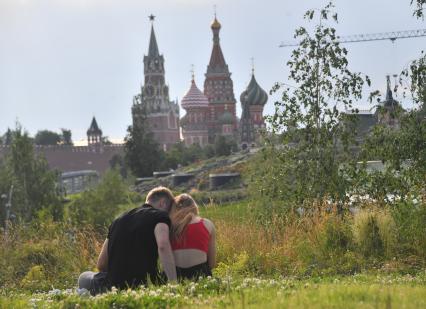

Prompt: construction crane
[{"left": 279, "top": 28, "right": 426, "bottom": 47}]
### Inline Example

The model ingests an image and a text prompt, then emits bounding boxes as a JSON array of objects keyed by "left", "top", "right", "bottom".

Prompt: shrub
[
  {"left": 190, "top": 189, "right": 247, "bottom": 205},
  {"left": 0, "top": 221, "right": 101, "bottom": 290},
  {"left": 352, "top": 208, "right": 397, "bottom": 259},
  {"left": 391, "top": 199, "right": 426, "bottom": 259},
  {"left": 0, "top": 125, "right": 61, "bottom": 223},
  {"left": 65, "top": 170, "right": 133, "bottom": 229},
  {"left": 321, "top": 215, "right": 353, "bottom": 254},
  {"left": 289, "top": 210, "right": 362, "bottom": 276},
  {"left": 20, "top": 265, "right": 48, "bottom": 292}
]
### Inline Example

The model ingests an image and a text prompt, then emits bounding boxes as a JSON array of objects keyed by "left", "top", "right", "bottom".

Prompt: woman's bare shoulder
[{"left": 202, "top": 218, "right": 215, "bottom": 233}]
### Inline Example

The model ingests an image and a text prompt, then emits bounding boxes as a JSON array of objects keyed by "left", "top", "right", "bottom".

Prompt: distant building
[
  {"left": 344, "top": 75, "right": 404, "bottom": 141},
  {"left": 344, "top": 109, "right": 378, "bottom": 141},
  {"left": 376, "top": 75, "right": 404, "bottom": 129},
  {"left": 131, "top": 16, "right": 180, "bottom": 151}
]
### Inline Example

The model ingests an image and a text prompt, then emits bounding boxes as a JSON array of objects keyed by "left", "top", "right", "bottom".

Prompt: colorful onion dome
[
  {"left": 218, "top": 111, "right": 234, "bottom": 124},
  {"left": 240, "top": 74, "right": 268, "bottom": 106},
  {"left": 211, "top": 17, "right": 221, "bottom": 30},
  {"left": 181, "top": 79, "right": 209, "bottom": 109}
]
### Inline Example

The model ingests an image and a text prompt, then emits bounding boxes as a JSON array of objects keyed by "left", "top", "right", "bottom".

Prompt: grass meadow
[{"left": 1, "top": 196, "right": 426, "bottom": 308}]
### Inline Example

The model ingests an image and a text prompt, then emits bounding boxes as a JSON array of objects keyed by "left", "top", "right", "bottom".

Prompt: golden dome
[{"left": 211, "top": 17, "right": 221, "bottom": 29}]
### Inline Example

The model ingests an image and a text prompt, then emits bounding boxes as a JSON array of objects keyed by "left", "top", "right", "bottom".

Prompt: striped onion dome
[
  {"left": 181, "top": 79, "right": 209, "bottom": 109},
  {"left": 240, "top": 74, "right": 268, "bottom": 106}
]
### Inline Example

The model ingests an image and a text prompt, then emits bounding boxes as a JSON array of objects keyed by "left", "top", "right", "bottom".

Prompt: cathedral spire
[
  {"left": 148, "top": 15, "right": 159, "bottom": 57},
  {"left": 207, "top": 14, "right": 227, "bottom": 73},
  {"left": 251, "top": 57, "right": 255, "bottom": 75},
  {"left": 190, "top": 64, "right": 195, "bottom": 83}
]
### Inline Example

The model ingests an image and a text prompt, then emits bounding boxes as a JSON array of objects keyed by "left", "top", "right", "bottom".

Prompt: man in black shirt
[{"left": 78, "top": 186, "right": 177, "bottom": 294}]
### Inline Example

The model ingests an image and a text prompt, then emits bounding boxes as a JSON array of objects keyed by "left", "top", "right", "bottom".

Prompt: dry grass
[
  {"left": 0, "top": 221, "right": 104, "bottom": 290},
  {"left": 212, "top": 205, "right": 355, "bottom": 275},
  {"left": 1, "top": 198, "right": 425, "bottom": 290}
]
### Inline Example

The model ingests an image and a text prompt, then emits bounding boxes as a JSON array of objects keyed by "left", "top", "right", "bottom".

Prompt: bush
[
  {"left": 321, "top": 215, "right": 353, "bottom": 254},
  {"left": 391, "top": 199, "right": 426, "bottom": 259},
  {"left": 0, "top": 125, "right": 61, "bottom": 223},
  {"left": 20, "top": 265, "right": 48, "bottom": 292},
  {"left": 0, "top": 221, "right": 101, "bottom": 290},
  {"left": 288, "top": 210, "right": 362, "bottom": 276},
  {"left": 352, "top": 208, "right": 397, "bottom": 259},
  {"left": 65, "top": 170, "right": 134, "bottom": 230},
  {"left": 190, "top": 189, "right": 247, "bottom": 205}
]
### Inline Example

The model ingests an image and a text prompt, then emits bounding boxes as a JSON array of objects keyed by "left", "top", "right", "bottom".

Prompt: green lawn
[
  {"left": 200, "top": 199, "right": 253, "bottom": 223},
  {"left": 1, "top": 274, "right": 425, "bottom": 308}
]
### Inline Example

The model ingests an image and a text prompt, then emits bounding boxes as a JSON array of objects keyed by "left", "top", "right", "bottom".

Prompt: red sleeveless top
[{"left": 171, "top": 219, "right": 210, "bottom": 253}]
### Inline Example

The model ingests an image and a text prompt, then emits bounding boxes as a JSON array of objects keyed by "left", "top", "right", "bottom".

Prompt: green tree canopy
[
  {"left": 34, "top": 130, "right": 62, "bottom": 146},
  {"left": 65, "top": 170, "right": 128, "bottom": 229},
  {"left": 0, "top": 125, "right": 61, "bottom": 223},
  {"left": 411, "top": 0, "right": 425, "bottom": 18},
  {"left": 60, "top": 129, "right": 73, "bottom": 145},
  {"left": 214, "top": 136, "right": 237, "bottom": 157},
  {"left": 109, "top": 154, "right": 128, "bottom": 178},
  {"left": 162, "top": 142, "right": 209, "bottom": 169},
  {"left": 102, "top": 136, "right": 113, "bottom": 145},
  {"left": 254, "top": 2, "right": 370, "bottom": 210},
  {"left": 3, "top": 128, "right": 13, "bottom": 145},
  {"left": 124, "top": 107, "right": 164, "bottom": 177},
  {"left": 357, "top": 24, "right": 426, "bottom": 202}
]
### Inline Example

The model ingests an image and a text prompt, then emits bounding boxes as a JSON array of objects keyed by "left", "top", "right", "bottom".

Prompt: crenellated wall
[{"left": 0, "top": 144, "right": 125, "bottom": 175}]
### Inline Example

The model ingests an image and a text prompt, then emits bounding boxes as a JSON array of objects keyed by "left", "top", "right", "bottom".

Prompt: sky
[{"left": 0, "top": 0, "right": 425, "bottom": 143}]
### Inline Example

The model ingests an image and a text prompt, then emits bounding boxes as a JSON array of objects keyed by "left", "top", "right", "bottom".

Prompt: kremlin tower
[{"left": 132, "top": 15, "right": 180, "bottom": 151}]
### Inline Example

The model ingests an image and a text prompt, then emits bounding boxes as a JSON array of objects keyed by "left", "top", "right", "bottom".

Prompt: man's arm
[
  {"left": 154, "top": 223, "right": 177, "bottom": 282},
  {"left": 97, "top": 239, "right": 109, "bottom": 272}
]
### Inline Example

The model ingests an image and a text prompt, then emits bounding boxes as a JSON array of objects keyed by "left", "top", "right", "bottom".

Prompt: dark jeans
[
  {"left": 78, "top": 271, "right": 111, "bottom": 295},
  {"left": 78, "top": 263, "right": 211, "bottom": 295},
  {"left": 78, "top": 271, "right": 166, "bottom": 295},
  {"left": 176, "top": 262, "right": 212, "bottom": 281}
]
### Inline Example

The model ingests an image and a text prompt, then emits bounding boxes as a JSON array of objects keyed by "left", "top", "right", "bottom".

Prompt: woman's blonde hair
[{"left": 170, "top": 193, "right": 199, "bottom": 241}]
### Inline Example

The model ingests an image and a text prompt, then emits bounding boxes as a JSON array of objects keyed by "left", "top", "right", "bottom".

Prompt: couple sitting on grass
[{"left": 78, "top": 186, "right": 216, "bottom": 295}]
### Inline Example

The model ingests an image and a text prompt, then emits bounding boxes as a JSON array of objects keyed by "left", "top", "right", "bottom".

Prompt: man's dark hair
[{"left": 146, "top": 186, "right": 174, "bottom": 209}]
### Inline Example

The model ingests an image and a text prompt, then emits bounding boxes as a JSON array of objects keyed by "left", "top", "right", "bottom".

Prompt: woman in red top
[{"left": 170, "top": 193, "right": 216, "bottom": 280}]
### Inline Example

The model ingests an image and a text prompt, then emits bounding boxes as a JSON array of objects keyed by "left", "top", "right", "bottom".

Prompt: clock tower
[{"left": 132, "top": 15, "right": 180, "bottom": 151}]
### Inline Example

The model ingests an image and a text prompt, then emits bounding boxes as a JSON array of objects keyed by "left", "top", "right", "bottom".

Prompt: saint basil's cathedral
[{"left": 132, "top": 15, "right": 268, "bottom": 151}]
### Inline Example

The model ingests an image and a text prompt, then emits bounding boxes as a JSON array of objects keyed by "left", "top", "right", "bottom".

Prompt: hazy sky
[{"left": 0, "top": 0, "right": 425, "bottom": 142}]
